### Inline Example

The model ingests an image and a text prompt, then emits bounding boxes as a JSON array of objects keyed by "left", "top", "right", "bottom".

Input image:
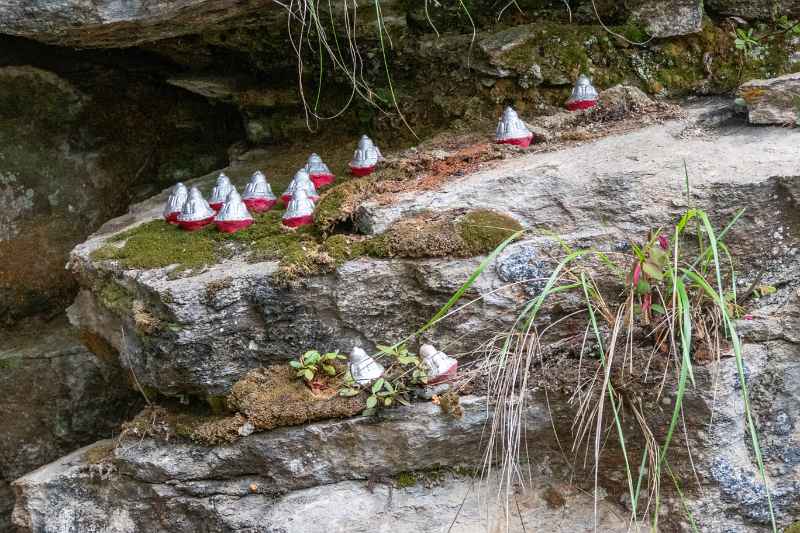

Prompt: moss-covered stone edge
[{"left": 90, "top": 206, "right": 522, "bottom": 284}]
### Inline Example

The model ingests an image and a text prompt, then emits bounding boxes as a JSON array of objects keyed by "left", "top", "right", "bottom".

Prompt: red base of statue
[
  {"left": 165, "top": 212, "right": 180, "bottom": 224},
  {"left": 349, "top": 165, "right": 375, "bottom": 177},
  {"left": 566, "top": 99, "right": 597, "bottom": 111},
  {"left": 216, "top": 219, "right": 253, "bottom": 233},
  {"left": 243, "top": 198, "right": 276, "bottom": 213},
  {"left": 427, "top": 362, "right": 458, "bottom": 385},
  {"left": 496, "top": 135, "right": 533, "bottom": 148},
  {"left": 178, "top": 217, "right": 215, "bottom": 231},
  {"left": 311, "top": 174, "right": 335, "bottom": 188},
  {"left": 282, "top": 214, "right": 314, "bottom": 228}
]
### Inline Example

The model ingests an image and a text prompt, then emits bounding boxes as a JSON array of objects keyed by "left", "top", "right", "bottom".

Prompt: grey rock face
[
  {"left": 628, "top": 0, "right": 704, "bottom": 37},
  {"left": 739, "top": 73, "right": 800, "bottom": 125},
  {"left": 12, "top": 406, "right": 635, "bottom": 533},
  {"left": 0, "top": 318, "right": 140, "bottom": 530},
  {"left": 706, "top": 0, "right": 800, "bottom": 19},
  {"left": 12, "top": 455, "right": 635, "bottom": 532},
  {"left": 0, "top": 0, "right": 282, "bottom": 48}
]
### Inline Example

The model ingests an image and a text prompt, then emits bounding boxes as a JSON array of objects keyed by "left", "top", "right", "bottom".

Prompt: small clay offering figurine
[
  {"left": 177, "top": 187, "right": 215, "bottom": 231},
  {"left": 209, "top": 173, "right": 235, "bottom": 211},
  {"left": 281, "top": 189, "right": 315, "bottom": 228},
  {"left": 304, "top": 153, "right": 335, "bottom": 188},
  {"left": 565, "top": 74, "right": 599, "bottom": 111},
  {"left": 163, "top": 182, "right": 188, "bottom": 224},
  {"left": 281, "top": 169, "right": 319, "bottom": 204},
  {"left": 348, "top": 347, "right": 385, "bottom": 385},
  {"left": 420, "top": 344, "right": 458, "bottom": 385},
  {"left": 495, "top": 106, "right": 534, "bottom": 148},
  {"left": 348, "top": 135, "right": 382, "bottom": 176},
  {"left": 242, "top": 170, "right": 277, "bottom": 213},
  {"left": 214, "top": 189, "right": 253, "bottom": 233}
]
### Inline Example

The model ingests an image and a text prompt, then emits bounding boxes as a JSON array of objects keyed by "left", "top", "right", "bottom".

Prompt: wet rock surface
[
  {"left": 707, "top": 0, "right": 800, "bottom": 19},
  {"left": 0, "top": 317, "right": 141, "bottom": 530}
]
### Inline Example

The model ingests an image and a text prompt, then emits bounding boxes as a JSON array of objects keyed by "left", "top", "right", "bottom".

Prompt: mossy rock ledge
[
  {"left": 28, "top": 103, "right": 800, "bottom": 533},
  {"left": 69, "top": 100, "right": 799, "bottom": 401}
]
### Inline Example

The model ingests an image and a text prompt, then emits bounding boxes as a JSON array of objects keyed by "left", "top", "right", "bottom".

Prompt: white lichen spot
[
  {"left": 108, "top": 508, "right": 137, "bottom": 532},
  {"left": 287, "top": 458, "right": 304, "bottom": 475}
]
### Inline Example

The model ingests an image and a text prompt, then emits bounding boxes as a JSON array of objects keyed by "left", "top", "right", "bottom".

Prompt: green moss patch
[
  {"left": 457, "top": 210, "right": 524, "bottom": 255},
  {"left": 785, "top": 522, "right": 800, "bottom": 533},
  {"left": 372, "top": 209, "right": 522, "bottom": 258},
  {"left": 92, "top": 220, "right": 218, "bottom": 271},
  {"left": 91, "top": 207, "right": 520, "bottom": 282},
  {"left": 228, "top": 364, "right": 365, "bottom": 431},
  {"left": 96, "top": 279, "right": 134, "bottom": 315}
]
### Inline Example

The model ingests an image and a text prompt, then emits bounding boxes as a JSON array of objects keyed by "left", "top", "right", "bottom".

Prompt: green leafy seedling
[{"left": 289, "top": 349, "right": 346, "bottom": 383}]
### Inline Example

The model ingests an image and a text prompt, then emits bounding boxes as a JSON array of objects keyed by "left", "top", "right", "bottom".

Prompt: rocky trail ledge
[{"left": 8, "top": 97, "right": 799, "bottom": 532}]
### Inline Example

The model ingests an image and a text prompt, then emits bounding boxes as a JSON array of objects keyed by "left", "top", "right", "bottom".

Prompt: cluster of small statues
[
  {"left": 162, "top": 135, "right": 384, "bottom": 233},
  {"left": 349, "top": 344, "right": 458, "bottom": 396},
  {"left": 496, "top": 74, "right": 599, "bottom": 147},
  {"left": 164, "top": 75, "right": 597, "bottom": 234}
]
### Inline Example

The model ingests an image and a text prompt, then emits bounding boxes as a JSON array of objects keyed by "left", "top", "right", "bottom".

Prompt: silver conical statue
[
  {"left": 495, "top": 106, "right": 534, "bottom": 147},
  {"left": 566, "top": 74, "right": 599, "bottom": 111},
  {"left": 242, "top": 170, "right": 277, "bottom": 212},
  {"left": 349, "top": 135, "right": 383, "bottom": 176},
  {"left": 419, "top": 344, "right": 458, "bottom": 384},
  {"left": 281, "top": 188, "right": 316, "bottom": 228},
  {"left": 163, "top": 182, "right": 188, "bottom": 224},
  {"left": 215, "top": 189, "right": 254, "bottom": 233},
  {"left": 177, "top": 187, "right": 216, "bottom": 231},
  {"left": 281, "top": 169, "right": 319, "bottom": 204},
  {"left": 305, "top": 153, "right": 335, "bottom": 188},
  {"left": 348, "top": 347, "right": 385, "bottom": 385},
  {"left": 209, "top": 173, "right": 234, "bottom": 210}
]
